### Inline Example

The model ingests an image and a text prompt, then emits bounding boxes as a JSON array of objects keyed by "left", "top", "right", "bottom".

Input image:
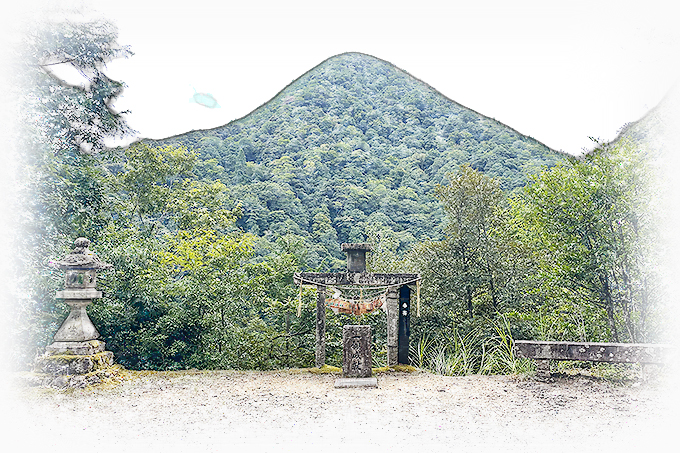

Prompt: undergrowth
[
  {"left": 410, "top": 316, "right": 534, "bottom": 376},
  {"left": 554, "top": 361, "right": 644, "bottom": 382}
]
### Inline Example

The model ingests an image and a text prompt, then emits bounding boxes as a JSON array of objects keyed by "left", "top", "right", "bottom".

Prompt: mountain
[
  {"left": 616, "top": 85, "right": 680, "bottom": 158},
  {"left": 145, "top": 52, "right": 565, "bottom": 269},
  {"left": 615, "top": 85, "right": 680, "bottom": 269}
]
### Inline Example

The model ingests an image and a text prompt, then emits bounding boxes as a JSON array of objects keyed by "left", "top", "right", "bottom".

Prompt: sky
[{"left": 6, "top": 0, "right": 679, "bottom": 156}]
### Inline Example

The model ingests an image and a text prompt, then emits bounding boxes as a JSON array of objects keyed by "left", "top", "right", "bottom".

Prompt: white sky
[{"left": 5, "top": 0, "right": 680, "bottom": 155}]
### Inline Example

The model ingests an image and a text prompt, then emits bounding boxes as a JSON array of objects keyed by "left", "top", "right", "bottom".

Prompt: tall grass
[
  {"left": 480, "top": 315, "right": 534, "bottom": 375},
  {"left": 410, "top": 316, "right": 534, "bottom": 376}
]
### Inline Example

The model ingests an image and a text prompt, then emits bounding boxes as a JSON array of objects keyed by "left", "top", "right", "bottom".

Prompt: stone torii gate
[{"left": 294, "top": 243, "right": 420, "bottom": 368}]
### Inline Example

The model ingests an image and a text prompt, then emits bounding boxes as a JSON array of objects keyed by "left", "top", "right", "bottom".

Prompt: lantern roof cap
[{"left": 51, "top": 237, "right": 112, "bottom": 270}]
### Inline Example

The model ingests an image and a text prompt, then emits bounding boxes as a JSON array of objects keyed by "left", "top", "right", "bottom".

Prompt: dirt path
[{"left": 3, "top": 369, "right": 678, "bottom": 452}]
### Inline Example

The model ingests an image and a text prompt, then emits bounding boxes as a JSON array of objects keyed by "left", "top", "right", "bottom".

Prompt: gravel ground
[{"left": 2, "top": 368, "right": 678, "bottom": 453}]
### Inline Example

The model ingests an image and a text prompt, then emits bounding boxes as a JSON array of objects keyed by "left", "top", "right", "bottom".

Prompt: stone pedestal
[
  {"left": 47, "top": 338, "right": 106, "bottom": 355},
  {"left": 52, "top": 299, "right": 102, "bottom": 344},
  {"left": 37, "top": 345, "right": 114, "bottom": 375},
  {"left": 35, "top": 299, "right": 118, "bottom": 388},
  {"left": 33, "top": 340, "right": 117, "bottom": 388},
  {"left": 334, "top": 377, "right": 378, "bottom": 388},
  {"left": 535, "top": 359, "right": 551, "bottom": 380},
  {"left": 342, "top": 325, "right": 372, "bottom": 378}
]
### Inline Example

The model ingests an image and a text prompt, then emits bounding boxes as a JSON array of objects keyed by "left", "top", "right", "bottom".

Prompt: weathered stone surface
[
  {"left": 46, "top": 339, "right": 106, "bottom": 355},
  {"left": 386, "top": 288, "right": 399, "bottom": 366},
  {"left": 342, "top": 325, "right": 372, "bottom": 378},
  {"left": 35, "top": 351, "right": 114, "bottom": 375},
  {"left": 340, "top": 243, "right": 372, "bottom": 272},
  {"left": 22, "top": 366, "right": 121, "bottom": 388},
  {"left": 52, "top": 300, "right": 101, "bottom": 342},
  {"left": 315, "top": 285, "right": 326, "bottom": 368},
  {"left": 340, "top": 243, "right": 373, "bottom": 252},
  {"left": 334, "top": 377, "right": 378, "bottom": 388},
  {"left": 51, "top": 237, "right": 112, "bottom": 271},
  {"left": 295, "top": 272, "right": 419, "bottom": 287},
  {"left": 514, "top": 341, "right": 675, "bottom": 364},
  {"left": 56, "top": 289, "right": 103, "bottom": 299},
  {"left": 535, "top": 359, "right": 551, "bottom": 381}
]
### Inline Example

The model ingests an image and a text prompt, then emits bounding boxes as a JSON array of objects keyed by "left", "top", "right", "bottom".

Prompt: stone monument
[
  {"left": 296, "top": 243, "right": 420, "bottom": 388},
  {"left": 295, "top": 243, "right": 420, "bottom": 370},
  {"left": 336, "top": 324, "right": 377, "bottom": 388},
  {"left": 342, "top": 325, "right": 372, "bottom": 378},
  {"left": 33, "top": 238, "right": 118, "bottom": 387}
]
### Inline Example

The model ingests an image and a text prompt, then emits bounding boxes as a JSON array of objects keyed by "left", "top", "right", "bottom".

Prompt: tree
[
  {"left": 23, "top": 19, "right": 133, "bottom": 156},
  {"left": 408, "top": 165, "right": 529, "bottom": 328},
  {"left": 513, "top": 140, "right": 660, "bottom": 342},
  {"left": 11, "top": 18, "right": 134, "bottom": 369},
  {"left": 88, "top": 142, "right": 319, "bottom": 370},
  {"left": 411, "top": 165, "right": 511, "bottom": 320},
  {"left": 111, "top": 143, "right": 199, "bottom": 229},
  {"left": 18, "top": 18, "right": 134, "bottom": 239}
]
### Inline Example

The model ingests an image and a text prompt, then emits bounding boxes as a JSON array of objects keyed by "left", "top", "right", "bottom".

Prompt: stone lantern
[
  {"left": 48, "top": 237, "right": 112, "bottom": 353},
  {"left": 34, "top": 237, "right": 116, "bottom": 387}
]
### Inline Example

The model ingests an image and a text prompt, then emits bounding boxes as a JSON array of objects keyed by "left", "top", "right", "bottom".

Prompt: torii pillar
[{"left": 295, "top": 243, "right": 419, "bottom": 367}]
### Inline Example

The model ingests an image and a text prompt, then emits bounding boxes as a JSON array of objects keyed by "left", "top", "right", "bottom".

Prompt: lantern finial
[{"left": 51, "top": 237, "right": 112, "bottom": 270}]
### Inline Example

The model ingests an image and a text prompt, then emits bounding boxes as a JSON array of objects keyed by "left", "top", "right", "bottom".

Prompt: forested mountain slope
[
  {"left": 145, "top": 52, "right": 564, "bottom": 269},
  {"left": 616, "top": 85, "right": 680, "bottom": 157}
]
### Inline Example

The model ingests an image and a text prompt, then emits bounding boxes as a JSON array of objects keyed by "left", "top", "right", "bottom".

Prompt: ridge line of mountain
[{"left": 134, "top": 51, "right": 562, "bottom": 156}]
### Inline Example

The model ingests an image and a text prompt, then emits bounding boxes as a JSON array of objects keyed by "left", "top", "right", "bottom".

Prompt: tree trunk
[
  {"left": 600, "top": 271, "right": 619, "bottom": 342},
  {"left": 488, "top": 270, "right": 498, "bottom": 311},
  {"left": 606, "top": 303, "right": 619, "bottom": 342}
]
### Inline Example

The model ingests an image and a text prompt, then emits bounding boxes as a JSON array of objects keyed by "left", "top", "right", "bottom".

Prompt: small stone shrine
[
  {"left": 294, "top": 243, "right": 421, "bottom": 385},
  {"left": 33, "top": 237, "right": 118, "bottom": 387}
]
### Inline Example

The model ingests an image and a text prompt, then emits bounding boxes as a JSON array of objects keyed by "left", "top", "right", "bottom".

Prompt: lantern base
[
  {"left": 32, "top": 348, "right": 117, "bottom": 388},
  {"left": 36, "top": 350, "right": 114, "bottom": 375},
  {"left": 25, "top": 364, "right": 121, "bottom": 389},
  {"left": 46, "top": 339, "right": 106, "bottom": 355},
  {"left": 29, "top": 339, "right": 119, "bottom": 388}
]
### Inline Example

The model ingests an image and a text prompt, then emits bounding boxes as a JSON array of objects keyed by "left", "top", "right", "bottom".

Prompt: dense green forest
[
  {"left": 11, "top": 19, "right": 669, "bottom": 375},
  {"left": 146, "top": 52, "right": 564, "bottom": 269}
]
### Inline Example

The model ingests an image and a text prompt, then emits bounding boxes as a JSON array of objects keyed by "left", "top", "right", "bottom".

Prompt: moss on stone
[
  {"left": 392, "top": 364, "right": 417, "bottom": 372},
  {"left": 372, "top": 364, "right": 418, "bottom": 374},
  {"left": 308, "top": 365, "right": 342, "bottom": 374},
  {"left": 307, "top": 364, "right": 418, "bottom": 375},
  {"left": 40, "top": 351, "right": 111, "bottom": 362},
  {"left": 41, "top": 354, "right": 84, "bottom": 362}
]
